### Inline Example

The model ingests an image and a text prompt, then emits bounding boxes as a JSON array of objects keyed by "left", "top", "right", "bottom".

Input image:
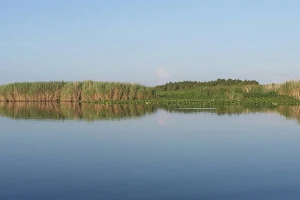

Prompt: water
[{"left": 1, "top": 103, "right": 300, "bottom": 200}]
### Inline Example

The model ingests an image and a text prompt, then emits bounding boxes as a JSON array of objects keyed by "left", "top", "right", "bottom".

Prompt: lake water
[{"left": 1, "top": 103, "right": 300, "bottom": 200}]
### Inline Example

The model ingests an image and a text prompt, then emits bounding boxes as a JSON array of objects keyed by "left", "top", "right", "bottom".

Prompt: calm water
[{"left": 1, "top": 103, "right": 300, "bottom": 200}]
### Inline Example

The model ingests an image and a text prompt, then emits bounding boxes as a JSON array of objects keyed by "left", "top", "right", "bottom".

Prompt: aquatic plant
[
  {"left": 0, "top": 81, "right": 156, "bottom": 102},
  {"left": 0, "top": 81, "right": 65, "bottom": 102}
]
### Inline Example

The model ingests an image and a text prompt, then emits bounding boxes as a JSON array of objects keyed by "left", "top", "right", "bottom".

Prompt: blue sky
[{"left": 1, "top": 0, "right": 300, "bottom": 85}]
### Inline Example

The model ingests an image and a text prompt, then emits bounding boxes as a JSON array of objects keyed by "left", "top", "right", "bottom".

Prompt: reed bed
[
  {"left": 81, "top": 81, "right": 155, "bottom": 101},
  {"left": 0, "top": 81, "right": 65, "bottom": 102},
  {"left": 155, "top": 79, "right": 300, "bottom": 102},
  {"left": 0, "top": 80, "right": 299, "bottom": 104},
  {"left": 60, "top": 82, "right": 82, "bottom": 102},
  {"left": 157, "top": 85, "right": 273, "bottom": 100},
  {"left": 264, "top": 81, "right": 300, "bottom": 100},
  {"left": 155, "top": 79, "right": 259, "bottom": 91},
  {"left": 0, "top": 81, "right": 156, "bottom": 102}
]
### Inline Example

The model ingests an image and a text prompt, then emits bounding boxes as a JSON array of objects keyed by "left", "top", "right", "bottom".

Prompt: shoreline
[{"left": 1, "top": 98, "right": 300, "bottom": 106}]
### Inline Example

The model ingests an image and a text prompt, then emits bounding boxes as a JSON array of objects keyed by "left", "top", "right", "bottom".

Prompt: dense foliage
[
  {"left": 155, "top": 79, "right": 259, "bottom": 91},
  {"left": 155, "top": 80, "right": 300, "bottom": 104}
]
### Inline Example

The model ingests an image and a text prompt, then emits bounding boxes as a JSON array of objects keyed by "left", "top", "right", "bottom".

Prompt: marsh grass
[
  {"left": 81, "top": 81, "right": 155, "bottom": 101},
  {"left": 157, "top": 85, "right": 280, "bottom": 100},
  {"left": 0, "top": 82, "right": 65, "bottom": 102},
  {"left": 0, "top": 81, "right": 156, "bottom": 102},
  {"left": 264, "top": 81, "right": 300, "bottom": 100},
  {"left": 60, "top": 82, "right": 82, "bottom": 102},
  {"left": 0, "top": 80, "right": 299, "bottom": 104}
]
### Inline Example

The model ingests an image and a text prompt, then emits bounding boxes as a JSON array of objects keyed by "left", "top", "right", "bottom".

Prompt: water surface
[{"left": 1, "top": 103, "right": 300, "bottom": 200}]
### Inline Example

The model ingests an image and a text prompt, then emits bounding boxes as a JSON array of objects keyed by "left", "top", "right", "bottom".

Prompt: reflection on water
[
  {"left": 166, "top": 106, "right": 274, "bottom": 115},
  {"left": 276, "top": 106, "right": 300, "bottom": 124},
  {"left": 0, "top": 102, "right": 157, "bottom": 121},
  {"left": 0, "top": 102, "right": 300, "bottom": 124},
  {"left": 167, "top": 105, "right": 300, "bottom": 124},
  {"left": 1, "top": 103, "right": 300, "bottom": 200}
]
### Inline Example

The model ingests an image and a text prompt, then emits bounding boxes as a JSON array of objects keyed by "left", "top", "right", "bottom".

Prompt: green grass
[
  {"left": 156, "top": 83, "right": 300, "bottom": 106},
  {"left": 0, "top": 80, "right": 300, "bottom": 106}
]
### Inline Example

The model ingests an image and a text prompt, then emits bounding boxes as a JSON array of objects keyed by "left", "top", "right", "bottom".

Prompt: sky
[{"left": 1, "top": 0, "right": 300, "bottom": 86}]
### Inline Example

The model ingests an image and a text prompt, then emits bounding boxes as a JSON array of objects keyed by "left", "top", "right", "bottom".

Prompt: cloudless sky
[{"left": 1, "top": 0, "right": 300, "bottom": 85}]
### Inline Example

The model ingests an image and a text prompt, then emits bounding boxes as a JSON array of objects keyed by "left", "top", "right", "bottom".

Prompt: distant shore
[{"left": 0, "top": 79, "right": 299, "bottom": 105}]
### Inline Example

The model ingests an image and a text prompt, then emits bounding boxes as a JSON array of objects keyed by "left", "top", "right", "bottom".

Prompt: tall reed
[
  {"left": 60, "top": 82, "right": 82, "bottom": 102},
  {"left": 80, "top": 81, "right": 155, "bottom": 101},
  {"left": 264, "top": 81, "right": 300, "bottom": 100},
  {"left": 0, "top": 81, "right": 156, "bottom": 102},
  {"left": 0, "top": 81, "right": 65, "bottom": 102}
]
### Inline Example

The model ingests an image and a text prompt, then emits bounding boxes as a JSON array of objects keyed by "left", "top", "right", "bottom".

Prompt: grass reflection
[
  {"left": 0, "top": 103, "right": 300, "bottom": 124},
  {"left": 0, "top": 102, "right": 157, "bottom": 121},
  {"left": 166, "top": 105, "right": 300, "bottom": 124}
]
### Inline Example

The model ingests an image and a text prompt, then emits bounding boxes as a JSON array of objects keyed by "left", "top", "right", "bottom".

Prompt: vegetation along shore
[{"left": 0, "top": 79, "right": 299, "bottom": 106}]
